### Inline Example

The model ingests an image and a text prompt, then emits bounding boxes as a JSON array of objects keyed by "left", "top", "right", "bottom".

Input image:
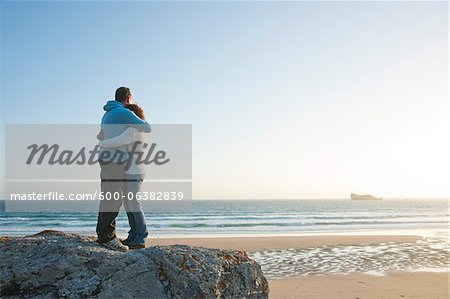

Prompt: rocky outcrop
[
  {"left": 0, "top": 231, "right": 268, "bottom": 298},
  {"left": 350, "top": 193, "right": 382, "bottom": 200}
]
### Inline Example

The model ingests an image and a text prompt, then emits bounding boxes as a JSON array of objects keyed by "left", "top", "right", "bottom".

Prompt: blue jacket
[{"left": 100, "top": 100, "right": 151, "bottom": 163}]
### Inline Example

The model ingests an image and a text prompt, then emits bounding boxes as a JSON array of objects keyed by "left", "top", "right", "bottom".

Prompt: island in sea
[{"left": 350, "top": 193, "right": 382, "bottom": 200}]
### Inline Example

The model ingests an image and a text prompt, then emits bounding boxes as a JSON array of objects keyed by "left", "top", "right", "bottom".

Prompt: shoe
[
  {"left": 122, "top": 239, "right": 145, "bottom": 249},
  {"left": 121, "top": 238, "right": 132, "bottom": 245},
  {"left": 102, "top": 238, "right": 129, "bottom": 252},
  {"left": 128, "top": 242, "right": 145, "bottom": 249}
]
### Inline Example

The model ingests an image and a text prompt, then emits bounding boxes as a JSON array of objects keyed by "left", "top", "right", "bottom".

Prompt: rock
[
  {"left": 350, "top": 193, "right": 382, "bottom": 200},
  {"left": 0, "top": 230, "right": 269, "bottom": 298}
]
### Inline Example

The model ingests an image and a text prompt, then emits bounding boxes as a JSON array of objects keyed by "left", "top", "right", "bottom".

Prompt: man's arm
[
  {"left": 99, "top": 127, "right": 138, "bottom": 148},
  {"left": 119, "top": 108, "right": 151, "bottom": 133}
]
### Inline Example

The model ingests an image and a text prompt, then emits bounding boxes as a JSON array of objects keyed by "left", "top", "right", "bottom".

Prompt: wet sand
[
  {"left": 147, "top": 234, "right": 421, "bottom": 251},
  {"left": 148, "top": 235, "right": 449, "bottom": 298}
]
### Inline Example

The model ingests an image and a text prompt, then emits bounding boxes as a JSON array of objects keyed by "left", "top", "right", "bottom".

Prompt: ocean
[
  {"left": 1, "top": 199, "right": 448, "bottom": 278},
  {"left": 1, "top": 199, "right": 447, "bottom": 238}
]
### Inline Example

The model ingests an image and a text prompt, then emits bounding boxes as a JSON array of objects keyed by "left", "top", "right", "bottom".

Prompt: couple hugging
[{"left": 96, "top": 87, "right": 151, "bottom": 252}]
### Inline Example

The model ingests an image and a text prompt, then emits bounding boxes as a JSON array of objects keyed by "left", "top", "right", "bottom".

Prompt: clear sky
[{"left": 1, "top": 1, "right": 448, "bottom": 199}]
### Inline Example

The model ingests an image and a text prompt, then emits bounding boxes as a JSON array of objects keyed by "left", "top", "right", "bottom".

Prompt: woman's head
[{"left": 126, "top": 104, "right": 145, "bottom": 120}]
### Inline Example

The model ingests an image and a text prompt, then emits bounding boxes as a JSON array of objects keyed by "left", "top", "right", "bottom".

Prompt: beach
[
  {"left": 2, "top": 0, "right": 448, "bottom": 297},
  {"left": 2, "top": 199, "right": 449, "bottom": 297},
  {"left": 269, "top": 272, "right": 448, "bottom": 299},
  {"left": 148, "top": 234, "right": 449, "bottom": 298},
  {"left": 147, "top": 234, "right": 421, "bottom": 251}
]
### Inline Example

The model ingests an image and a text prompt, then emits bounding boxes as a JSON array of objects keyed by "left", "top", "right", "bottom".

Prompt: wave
[
  {"left": 1, "top": 199, "right": 447, "bottom": 235},
  {"left": 160, "top": 220, "right": 448, "bottom": 229}
]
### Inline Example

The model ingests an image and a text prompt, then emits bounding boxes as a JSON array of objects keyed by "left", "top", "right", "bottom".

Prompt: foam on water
[{"left": 248, "top": 237, "right": 450, "bottom": 278}]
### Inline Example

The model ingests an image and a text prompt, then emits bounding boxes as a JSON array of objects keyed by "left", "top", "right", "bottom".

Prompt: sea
[{"left": 1, "top": 198, "right": 448, "bottom": 278}]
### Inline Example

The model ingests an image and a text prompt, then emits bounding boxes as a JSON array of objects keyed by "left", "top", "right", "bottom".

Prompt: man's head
[{"left": 115, "top": 87, "right": 132, "bottom": 104}]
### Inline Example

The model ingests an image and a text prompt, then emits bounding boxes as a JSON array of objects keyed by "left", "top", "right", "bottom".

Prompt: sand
[
  {"left": 269, "top": 272, "right": 449, "bottom": 299},
  {"left": 147, "top": 235, "right": 449, "bottom": 298},
  {"left": 147, "top": 234, "right": 421, "bottom": 252}
]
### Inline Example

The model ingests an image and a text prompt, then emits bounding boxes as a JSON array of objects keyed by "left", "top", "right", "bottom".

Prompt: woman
[{"left": 99, "top": 103, "right": 148, "bottom": 249}]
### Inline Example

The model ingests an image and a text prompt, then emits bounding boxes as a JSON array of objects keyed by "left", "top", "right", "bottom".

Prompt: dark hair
[
  {"left": 115, "top": 87, "right": 131, "bottom": 103},
  {"left": 126, "top": 104, "right": 145, "bottom": 120}
]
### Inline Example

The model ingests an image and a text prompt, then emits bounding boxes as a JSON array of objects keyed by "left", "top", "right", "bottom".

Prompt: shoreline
[
  {"left": 3, "top": 231, "right": 448, "bottom": 297},
  {"left": 3, "top": 227, "right": 446, "bottom": 240},
  {"left": 146, "top": 227, "right": 448, "bottom": 239},
  {"left": 146, "top": 234, "right": 422, "bottom": 251},
  {"left": 147, "top": 234, "right": 449, "bottom": 298}
]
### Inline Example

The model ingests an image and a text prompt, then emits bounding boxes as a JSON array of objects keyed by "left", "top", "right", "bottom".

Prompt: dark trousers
[
  {"left": 96, "top": 162, "right": 125, "bottom": 243},
  {"left": 123, "top": 174, "right": 148, "bottom": 244}
]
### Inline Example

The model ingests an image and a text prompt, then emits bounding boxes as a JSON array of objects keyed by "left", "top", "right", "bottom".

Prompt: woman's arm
[
  {"left": 99, "top": 127, "right": 139, "bottom": 148},
  {"left": 97, "top": 130, "right": 104, "bottom": 141}
]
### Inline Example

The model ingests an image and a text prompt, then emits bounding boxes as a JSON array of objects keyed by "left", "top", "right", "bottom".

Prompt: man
[{"left": 96, "top": 87, "right": 151, "bottom": 251}]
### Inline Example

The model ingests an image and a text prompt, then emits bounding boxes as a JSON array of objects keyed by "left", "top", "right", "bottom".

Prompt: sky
[{"left": 1, "top": 1, "right": 448, "bottom": 199}]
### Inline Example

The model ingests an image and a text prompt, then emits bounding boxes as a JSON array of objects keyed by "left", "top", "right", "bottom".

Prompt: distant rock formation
[
  {"left": 0, "top": 230, "right": 269, "bottom": 298},
  {"left": 350, "top": 193, "right": 382, "bottom": 200}
]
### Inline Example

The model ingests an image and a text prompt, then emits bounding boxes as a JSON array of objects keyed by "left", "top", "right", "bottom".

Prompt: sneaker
[
  {"left": 102, "top": 238, "right": 129, "bottom": 252},
  {"left": 122, "top": 239, "right": 145, "bottom": 249},
  {"left": 120, "top": 238, "right": 132, "bottom": 245}
]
